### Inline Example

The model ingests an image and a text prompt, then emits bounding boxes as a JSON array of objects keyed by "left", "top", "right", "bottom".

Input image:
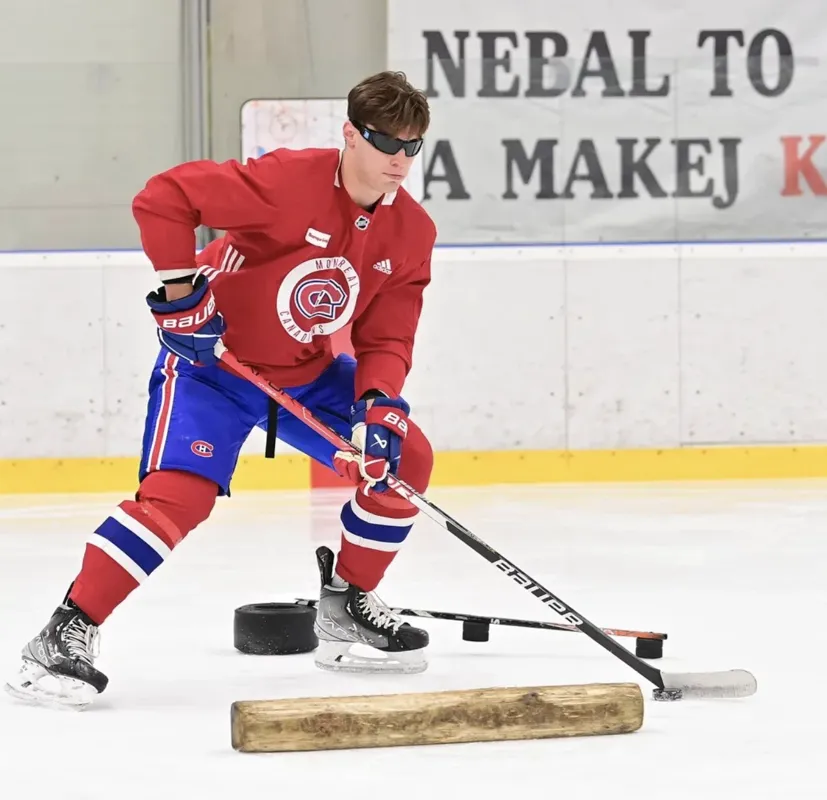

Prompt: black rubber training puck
[
  {"left": 233, "top": 602, "right": 318, "bottom": 655},
  {"left": 636, "top": 637, "right": 664, "bottom": 660},
  {"left": 462, "top": 620, "right": 490, "bottom": 642}
]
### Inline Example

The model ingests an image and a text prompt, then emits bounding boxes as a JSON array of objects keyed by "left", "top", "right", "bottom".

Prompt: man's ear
[{"left": 343, "top": 120, "right": 358, "bottom": 150}]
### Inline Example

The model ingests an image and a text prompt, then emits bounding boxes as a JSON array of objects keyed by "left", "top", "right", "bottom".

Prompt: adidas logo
[{"left": 372, "top": 259, "right": 392, "bottom": 275}]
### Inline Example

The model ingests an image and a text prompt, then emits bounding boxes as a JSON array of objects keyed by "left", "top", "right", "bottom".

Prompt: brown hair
[{"left": 347, "top": 71, "right": 430, "bottom": 138}]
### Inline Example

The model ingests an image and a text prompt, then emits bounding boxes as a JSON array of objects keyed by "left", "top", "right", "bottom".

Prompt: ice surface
[{"left": 0, "top": 480, "right": 822, "bottom": 799}]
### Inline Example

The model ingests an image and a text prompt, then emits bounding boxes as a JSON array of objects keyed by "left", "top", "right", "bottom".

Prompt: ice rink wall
[
  {"left": 2, "top": 0, "right": 826, "bottom": 492},
  {"left": 3, "top": 242, "right": 827, "bottom": 493}
]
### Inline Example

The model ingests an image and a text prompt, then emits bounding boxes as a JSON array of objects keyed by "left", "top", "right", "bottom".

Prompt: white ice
[{"left": 0, "top": 480, "right": 821, "bottom": 799}]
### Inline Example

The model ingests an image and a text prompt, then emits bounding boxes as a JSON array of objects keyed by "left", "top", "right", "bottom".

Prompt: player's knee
[
  {"left": 135, "top": 469, "right": 219, "bottom": 541},
  {"left": 399, "top": 419, "right": 434, "bottom": 494}
]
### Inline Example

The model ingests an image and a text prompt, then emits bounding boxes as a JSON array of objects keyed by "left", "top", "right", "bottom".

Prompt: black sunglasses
[{"left": 350, "top": 119, "right": 424, "bottom": 157}]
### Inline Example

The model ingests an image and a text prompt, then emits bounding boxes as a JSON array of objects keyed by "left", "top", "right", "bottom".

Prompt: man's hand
[
  {"left": 335, "top": 396, "right": 410, "bottom": 493},
  {"left": 146, "top": 274, "right": 226, "bottom": 366}
]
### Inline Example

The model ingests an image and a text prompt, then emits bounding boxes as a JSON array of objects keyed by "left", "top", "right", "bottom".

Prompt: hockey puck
[
  {"left": 233, "top": 602, "right": 318, "bottom": 655},
  {"left": 636, "top": 637, "right": 663, "bottom": 660},
  {"left": 652, "top": 688, "right": 683, "bottom": 701},
  {"left": 462, "top": 620, "right": 490, "bottom": 642}
]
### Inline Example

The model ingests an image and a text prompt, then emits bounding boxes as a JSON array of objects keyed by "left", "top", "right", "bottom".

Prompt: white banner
[{"left": 387, "top": 0, "right": 827, "bottom": 244}]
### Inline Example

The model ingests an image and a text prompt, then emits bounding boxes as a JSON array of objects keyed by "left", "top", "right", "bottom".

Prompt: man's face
[{"left": 345, "top": 120, "right": 422, "bottom": 195}]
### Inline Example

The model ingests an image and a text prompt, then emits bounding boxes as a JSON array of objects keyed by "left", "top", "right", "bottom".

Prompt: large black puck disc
[
  {"left": 635, "top": 637, "right": 664, "bottom": 660},
  {"left": 234, "top": 602, "right": 318, "bottom": 655}
]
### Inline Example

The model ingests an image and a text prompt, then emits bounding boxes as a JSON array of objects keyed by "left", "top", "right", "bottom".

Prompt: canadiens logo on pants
[{"left": 191, "top": 440, "right": 215, "bottom": 458}]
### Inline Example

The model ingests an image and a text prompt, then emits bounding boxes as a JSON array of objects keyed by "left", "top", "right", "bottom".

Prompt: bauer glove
[
  {"left": 146, "top": 274, "right": 226, "bottom": 366},
  {"left": 335, "top": 395, "right": 410, "bottom": 493}
]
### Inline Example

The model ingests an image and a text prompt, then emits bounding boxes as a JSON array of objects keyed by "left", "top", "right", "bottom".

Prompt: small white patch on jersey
[
  {"left": 372, "top": 259, "right": 392, "bottom": 275},
  {"left": 306, "top": 227, "right": 331, "bottom": 248}
]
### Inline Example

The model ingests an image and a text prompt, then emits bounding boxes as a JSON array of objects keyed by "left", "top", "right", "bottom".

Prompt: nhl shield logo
[{"left": 354, "top": 215, "right": 370, "bottom": 230}]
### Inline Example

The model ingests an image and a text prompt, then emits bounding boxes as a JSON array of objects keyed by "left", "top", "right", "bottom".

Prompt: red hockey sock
[
  {"left": 69, "top": 470, "right": 218, "bottom": 624},
  {"left": 334, "top": 491, "right": 418, "bottom": 591},
  {"left": 334, "top": 415, "right": 433, "bottom": 591}
]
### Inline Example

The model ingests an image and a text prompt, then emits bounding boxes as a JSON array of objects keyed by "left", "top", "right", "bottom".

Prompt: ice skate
[
  {"left": 312, "top": 546, "right": 429, "bottom": 674},
  {"left": 5, "top": 589, "right": 108, "bottom": 709}
]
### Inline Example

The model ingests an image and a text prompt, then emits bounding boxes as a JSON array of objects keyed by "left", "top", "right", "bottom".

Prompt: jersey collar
[{"left": 334, "top": 149, "right": 398, "bottom": 206}]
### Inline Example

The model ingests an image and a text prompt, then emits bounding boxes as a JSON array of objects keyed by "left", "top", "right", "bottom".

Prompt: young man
[{"left": 6, "top": 71, "right": 437, "bottom": 709}]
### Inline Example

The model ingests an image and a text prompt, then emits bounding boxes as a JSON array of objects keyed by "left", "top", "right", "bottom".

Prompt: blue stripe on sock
[
  {"left": 340, "top": 502, "right": 413, "bottom": 545},
  {"left": 95, "top": 517, "right": 165, "bottom": 576}
]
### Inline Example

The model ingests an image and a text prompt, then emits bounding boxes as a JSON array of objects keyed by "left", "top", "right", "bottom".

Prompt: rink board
[{"left": 2, "top": 444, "right": 827, "bottom": 493}]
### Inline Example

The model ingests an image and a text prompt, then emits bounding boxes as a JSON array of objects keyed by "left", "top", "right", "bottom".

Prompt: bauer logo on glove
[
  {"left": 159, "top": 294, "right": 217, "bottom": 332},
  {"left": 380, "top": 411, "right": 408, "bottom": 437}
]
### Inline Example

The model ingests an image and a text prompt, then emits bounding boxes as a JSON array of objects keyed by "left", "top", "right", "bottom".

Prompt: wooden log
[{"left": 231, "top": 682, "right": 643, "bottom": 753}]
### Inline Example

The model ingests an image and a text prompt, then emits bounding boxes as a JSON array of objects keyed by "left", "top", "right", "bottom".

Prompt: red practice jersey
[{"left": 132, "top": 148, "right": 436, "bottom": 398}]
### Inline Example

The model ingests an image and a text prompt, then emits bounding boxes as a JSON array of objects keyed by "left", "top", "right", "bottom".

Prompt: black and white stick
[
  {"left": 220, "top": 345, "right": 757, "bottom": 701},
  {"left": 294, "top": 597, "right": 667, "bottom": 642}
]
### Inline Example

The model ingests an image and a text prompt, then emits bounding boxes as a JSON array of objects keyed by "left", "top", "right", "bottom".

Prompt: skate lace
[
  {"left": 356, "top": 592, "right": 404, "bottom": 634},
  {"left": 63, "top": 617, "right": 100, "bottom": 664}
]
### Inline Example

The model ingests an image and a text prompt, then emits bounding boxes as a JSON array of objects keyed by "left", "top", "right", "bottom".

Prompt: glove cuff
[
  {"left": 360, "top": 388, "right": 388, "bottom": 401},
  {"left": 147, "top": 273, "right": 209, "bottom": 313}
]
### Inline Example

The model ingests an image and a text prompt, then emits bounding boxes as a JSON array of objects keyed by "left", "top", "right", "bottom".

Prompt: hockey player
[{"left": 6, "top": 71, "right": 437, "bottom": 708}]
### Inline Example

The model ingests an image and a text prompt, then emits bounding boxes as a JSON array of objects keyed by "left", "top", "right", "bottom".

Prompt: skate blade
[
  {"left": 313, "top": 639, "right": 428, "bottom": 675},
  {"left": 4, "top": 661, "right": 99, "bottom": 710}
]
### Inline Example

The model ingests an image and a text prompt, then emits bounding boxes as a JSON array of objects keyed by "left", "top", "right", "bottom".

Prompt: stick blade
[{"left": 660, "top": 669, "right": 757, "bottom": 699}]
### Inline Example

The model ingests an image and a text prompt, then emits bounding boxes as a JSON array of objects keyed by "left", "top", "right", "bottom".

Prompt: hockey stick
[
  {"left": 293, "top": 597, "right": 667, "bottom": 642},
  {"left": 218, "top": 344, "right": 756, "bottom": 700}
]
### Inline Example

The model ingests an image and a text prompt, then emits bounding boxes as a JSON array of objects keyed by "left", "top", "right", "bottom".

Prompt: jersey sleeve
[
  {"left": 131, "top": 154, "right": 283, "bottom": 281},
  {"left": 350, "top": 230, "right": 435, "bottom": 399}
]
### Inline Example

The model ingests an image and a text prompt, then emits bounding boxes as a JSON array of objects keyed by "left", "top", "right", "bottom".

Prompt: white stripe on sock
[
  {"left": 111, "top": 507, "right": 171, "bottom": 559},
  {"left": 348, "top": 498, "right": 418, "bottom": 527}
]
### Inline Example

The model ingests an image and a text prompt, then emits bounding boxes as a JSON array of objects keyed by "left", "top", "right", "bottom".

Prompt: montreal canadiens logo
[
  {"left": 191, "top": 440, "right": 214, "bottom": 458},
  {"left": 294, "top": 278, "right": 346, "bottom": 321},
  {"left": 277, "top": 256, "right": 360, "bottom": 343}
]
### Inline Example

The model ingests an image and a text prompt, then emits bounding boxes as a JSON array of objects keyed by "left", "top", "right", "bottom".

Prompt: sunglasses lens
[
  {"left": 364, "top": 127, "right": 423, "bottom": 157},
  {"left": 403, "top": 139, "right": 424, "bottom": 157},
  {"left": 370, "top": 131, "right": 403, "bottom": 155}
]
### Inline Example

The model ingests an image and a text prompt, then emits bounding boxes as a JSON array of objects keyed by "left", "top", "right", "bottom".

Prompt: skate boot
[
  {"left": 312, "top": 546, "right": 429, "bottom": 674},
  {"left": 5, "top": 588, "right": 108, "bottom": 709}
]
